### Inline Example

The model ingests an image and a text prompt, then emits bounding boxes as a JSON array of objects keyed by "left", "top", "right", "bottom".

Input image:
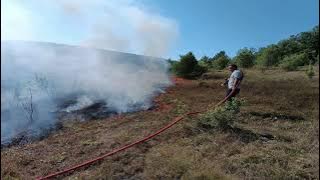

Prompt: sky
[{"left": 1, "top": 0, "right": 319, "bottom": 59}]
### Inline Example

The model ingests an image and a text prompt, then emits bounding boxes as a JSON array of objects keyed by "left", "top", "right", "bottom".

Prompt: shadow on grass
[
  {"left": 224, "top": 126, "right": 275, "bottom": 143},
  {"left": 248, "top": 111, "right": 305, "bottom": 122}
]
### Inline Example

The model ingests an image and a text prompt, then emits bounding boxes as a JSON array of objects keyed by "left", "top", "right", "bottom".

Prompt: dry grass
[{"left": 1, "top": 67, "right": 319, "bottom": 179}]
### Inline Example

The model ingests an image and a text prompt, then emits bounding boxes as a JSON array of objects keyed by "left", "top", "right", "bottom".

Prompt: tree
[
  {"left": 280, "top": 53, "right": 309, "bottom": 71},
  {"left": 234, "top": 48, "right": 256, "bottom": 68},
  {"left": 277, "top": 37, "right": 302, "bottom": 59},
  {"left": 256, "top": 45, "right": 282, "bottom": 68},
  {"left": 167, "top": 58, "right": 179, "bottom": 73},
  {"left": 198, "top": 56, "right": 211, "bottom": 70},
  {"left": 211, "top": 51, "right": 230, "bottom": 70},
  {"left": 174, "top": 52, "right": 206, "bottom": 79},
  {"left": 297, "top": 26, "right": 319, "bottom": 64}
]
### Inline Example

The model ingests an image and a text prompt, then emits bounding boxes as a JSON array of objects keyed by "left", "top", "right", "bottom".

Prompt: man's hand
[{"left": 221, "top": 78, "right": 228, "bottom": 87}]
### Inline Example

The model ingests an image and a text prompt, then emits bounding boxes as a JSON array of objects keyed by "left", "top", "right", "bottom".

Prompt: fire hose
[{"left": 36, "top": 111, "right": 207, "bottom": 180}]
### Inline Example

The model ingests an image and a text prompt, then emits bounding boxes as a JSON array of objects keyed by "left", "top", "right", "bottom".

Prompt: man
[{"left": 217, "top": 64, "right": 243, "bottom": 106}]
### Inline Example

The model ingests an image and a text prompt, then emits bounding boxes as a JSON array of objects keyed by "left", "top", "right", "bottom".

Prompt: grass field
[{"left": 1, "top": 67, "right": 319, "bottom": 179}]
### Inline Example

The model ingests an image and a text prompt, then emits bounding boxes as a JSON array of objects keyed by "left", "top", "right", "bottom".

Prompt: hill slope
[
  {"left": 1, "top": 67, "right": 319, "bottom": 179},
  {"left": 1, "top": 41, "right": 171, "bottom": 146}
]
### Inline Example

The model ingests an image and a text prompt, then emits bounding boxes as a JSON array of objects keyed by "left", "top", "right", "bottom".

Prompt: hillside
[
  {"left": 1, "top": 41, "right": 171, "bottom": 147},
  {"left": 1, "top": 67, "right": 319, "bottom": 179}
]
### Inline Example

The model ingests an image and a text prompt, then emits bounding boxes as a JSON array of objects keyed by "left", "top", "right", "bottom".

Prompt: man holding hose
[{"left": 217, "top": 64, "right": 244, "bottom": 106}]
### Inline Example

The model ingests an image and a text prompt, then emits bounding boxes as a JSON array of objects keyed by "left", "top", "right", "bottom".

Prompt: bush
[
  {"left": 198, "top": 56, "right": 211, "bottom": 70},
  {"left": 174, "top": 52, "right": 206, "bottom": 79},
  {"left": 212, "top": 56, "right": 230, "bottom": 70},
  {"left": 306, "top": 64, "right": 315, "bottom": 79},
  {"left": 234, "top": 48, "right": 256, "bottom": 68},
  {"left": 256, "top": 45, "right": 282, "bottom": 68},
  {"left": 198, "top": 98, "right": 243, "bottom": 130},
  {"left": 280, "top": 53, "right": 309, "bottom": 71},
  {"left": 167, "top": 59, "right": 179, "bottom": 73},
  {"left": 210, "top": 51, "right": 231, "bottom": 70}
]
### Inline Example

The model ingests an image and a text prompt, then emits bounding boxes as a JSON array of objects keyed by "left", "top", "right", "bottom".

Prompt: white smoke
[
  {"left": 1, "top": 0, "right": 179, "bottom": 57},
  {"left": 1, "top": 0, "right": 178, "bottom": 145}
]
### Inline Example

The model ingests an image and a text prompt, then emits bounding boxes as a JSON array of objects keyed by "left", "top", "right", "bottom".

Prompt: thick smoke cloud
[{"left": 1, "top": 0, "right": 178, "bottom": 145}]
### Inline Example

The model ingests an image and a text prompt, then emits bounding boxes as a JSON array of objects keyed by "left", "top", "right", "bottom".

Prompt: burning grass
[{"left": 1, "top": 68, "right": 319, "bottom": 179}]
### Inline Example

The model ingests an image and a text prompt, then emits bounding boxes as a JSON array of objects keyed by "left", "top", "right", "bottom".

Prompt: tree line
[{"left": 169, "top": 25, "right": 319, "bottom": 78}]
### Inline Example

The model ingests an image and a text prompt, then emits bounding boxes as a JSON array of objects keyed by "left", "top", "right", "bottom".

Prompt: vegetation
[
  {"left": 169, "top": 25, "right": 318, "bottom": 72},
  {"left": 234, "top": 48, "right": 256, "bottom": 68},
  {"left": 306, "top": 63, "right": 315, "bottom": 79},
  {"left": 2, "top": 68, "right": 318, "bottom": 179},
  {"left": 2, "top": 23, "right": 319, "bottom": 180},
  {"left": 198, "top": 98, "right": 243, "bottom": 130},
  {"left": 171, "top": 52, "right": 206, "bottom": 79},
  {"left": 211, "top": 51, "right": 231, "bottom": 70},
  {"left": 255, "top": 45, "right": 282, "bottom": 68},
  {"left": 279, "top": 53, "right": 309, "bottom": 71}
]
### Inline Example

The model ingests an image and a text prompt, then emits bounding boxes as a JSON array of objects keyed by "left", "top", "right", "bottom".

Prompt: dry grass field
[{"left": 1, "top": 67, "right": 319, "bottom": 179}]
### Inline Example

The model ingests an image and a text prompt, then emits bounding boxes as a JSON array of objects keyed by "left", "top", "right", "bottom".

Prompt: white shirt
[{"left": 228, "top": 70, "right": 242, "bottom": 89}]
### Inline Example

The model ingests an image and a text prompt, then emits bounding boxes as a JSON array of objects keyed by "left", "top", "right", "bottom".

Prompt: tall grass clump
[{"left": 306, "top": 63, "right": 315, "bottom": 79}]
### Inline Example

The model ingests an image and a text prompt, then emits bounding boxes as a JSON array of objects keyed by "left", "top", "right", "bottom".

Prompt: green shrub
[
  {"left": 174, "top": 52, "right": 206, "bottom": 79},
  {"left": 212, "top": 56, "right": 230, "bottom": 70},
  {"left": 198, "top": 56, "right": 211, "bottom": 70},
  {"left": 234, "top": 48, "right": 256, "bottom": 68},
  {"left": 255, "top": 45, "right": 282, "bottom": 68},
  {"left": 280, "top": 53, "right": 309, "bottom": 71},
  {"left": 210, "top": 51, "right": 231, "bottom": 70},
  {"left": 306, "top": 64, "right": 315, "bottom": 79},
  {"left": 198, "top": 98, "right": 243, "bottom": 130}
]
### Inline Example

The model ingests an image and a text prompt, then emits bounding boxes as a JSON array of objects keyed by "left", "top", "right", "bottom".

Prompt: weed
[
  {"left": 198, "top": 98, "right": 244, "bottom": 130},
  {"left": 306, "top": 64, "right": 315, "bottom": 79}
]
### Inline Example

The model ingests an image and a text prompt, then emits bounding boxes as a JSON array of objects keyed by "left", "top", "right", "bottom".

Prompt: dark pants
[{"left": 225, "top": 88, "right": 240, "bottom": 101}]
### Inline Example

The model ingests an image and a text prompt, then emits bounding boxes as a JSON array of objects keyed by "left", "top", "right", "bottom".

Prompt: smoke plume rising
[{"left": 1, "top": 0, "right": 178, "bottom": 145}]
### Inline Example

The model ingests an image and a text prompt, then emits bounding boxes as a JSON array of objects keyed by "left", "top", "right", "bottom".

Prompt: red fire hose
[{"left": 36, "top": 111, "right": 205, "bottom": 180}]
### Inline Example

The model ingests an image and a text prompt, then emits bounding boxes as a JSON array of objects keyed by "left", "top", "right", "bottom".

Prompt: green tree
[
  {"left": 256, "top": 45, "right": 282, "bottom": 68},
  {"left": 277, "top": 36, "right": 302, "bottom": 58},
  {"left": 167, "top": 58, "right": 179, "bottom": 73},
  {"left": 174, "top": 52, "right": 206, "bottom": 79},
  {"left": 198, "top": 56, "right": 211, "bottom": 70},
  {"left": 211, "top": 51, "right": 230, "bottom": 70},
  {"left": 280, "top": 53, "right": 309, "bottom": 71},
  {"left": 297, "top": 26, "right": 319, "bottom": 63},
  {"left": 234, "top": 48, "right": 256, "bottom": 68}
]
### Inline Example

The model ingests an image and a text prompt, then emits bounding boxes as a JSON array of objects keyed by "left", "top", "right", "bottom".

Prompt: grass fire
[{"left": 1, "top": 0, "right": 319, "bottom": 179}]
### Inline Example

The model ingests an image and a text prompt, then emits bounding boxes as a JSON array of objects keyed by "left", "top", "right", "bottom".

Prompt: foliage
[
  {"left": 198, "top": 56, "right": 211, "bottom": 70},
  {"left": 198, "top": 98, "right": 244, "bottom": 130},
  {"left": 279, "top": 53, "right": 309, "bottom": 71},
  {"left": 234, "top": 48, "right": 256, "bottom": 68},
  {"left": 306, "top": 64, "right": 315, "bottom": 79},
  {"left": 254, "top": 25, "right": 319, "bottom": 70},
  {"left": 211, "top": 51, "right": 231, "bottom": 70},
  {"left": 167, "top": 58, "right": 179, "bottom": 73},
  {"left": 256, "top": 45, "right": 282, "bottom": 68},
  {"left": 169, "top": 25, "right": 319, "bottom": 72},
  {"left": 173, "top": 52, "right": 206, "bottom": 79}
]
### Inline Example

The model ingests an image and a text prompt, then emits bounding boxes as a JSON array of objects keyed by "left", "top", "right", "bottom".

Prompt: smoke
[
  {"left": 1, "top": 0, "right": 179, "bottom": 57},
  {"left": 1, "top": 0, "right": 178, "bottom": 145}
]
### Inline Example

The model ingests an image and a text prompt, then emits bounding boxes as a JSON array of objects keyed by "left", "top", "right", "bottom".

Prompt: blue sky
[
  {"left": 148, "top": 0, "right": 319, "bottom": 59},
  {"left": 2, "top": 0, "right": 319, "bottom": 59}
]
